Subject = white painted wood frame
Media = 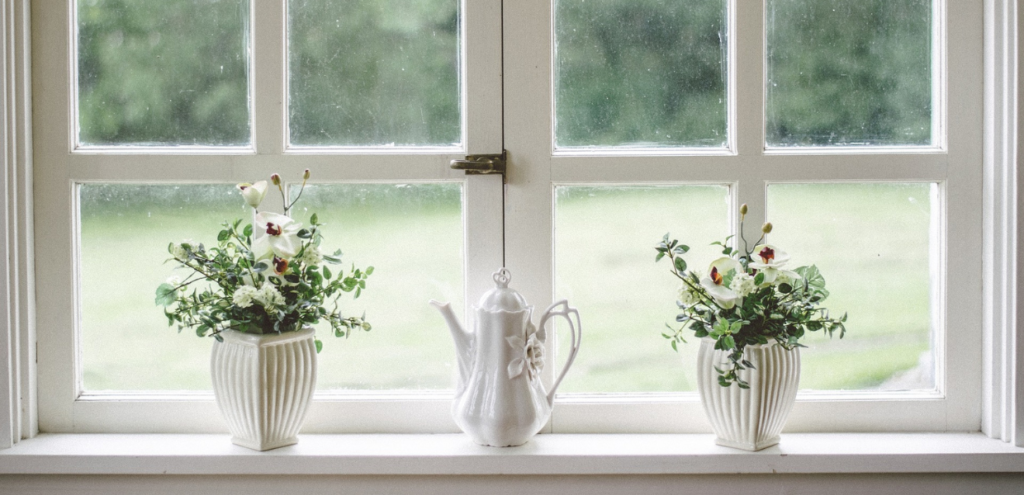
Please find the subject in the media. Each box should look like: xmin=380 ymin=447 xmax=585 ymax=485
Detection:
xmin=3 ymin=0 xmax=1023 ymax=443
xmin=30 ymin=0 xmax=504 ymax=433
xmin=0 ymin=0 xmax=33 ymax=448
xmin=504 ymin=0 xmax=983 ymax=433
xmin=983 ymin=0 xmax=1024 ymax=447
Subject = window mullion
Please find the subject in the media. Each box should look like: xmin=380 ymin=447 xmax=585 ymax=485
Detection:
xmin=252 ymin=0 xmax=286 ymax=155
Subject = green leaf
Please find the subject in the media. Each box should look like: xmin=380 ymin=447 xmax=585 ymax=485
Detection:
xmin=310 ymin=213 xmax=319 ymax=225
xmin=674 ymin=257 xmax=687 ymax=273
xmin=722 ymin=334 xmax=736 ymax=350
xmin=243 ymin=224 xmax=253 ymax=237
xmin=217 ymin=230 xmax=230 ymax=242
xmin=314 ymin=339 xmax=323 ymax=353
xmin=297 ymin=229 xmax=312 ymax=239
xmin=655 ymin=251 xmax=665 ymax=262
xmin=753 ymin=272 xmax=765 ymax=286
xmin=253 ymin=262 xmax=268 ymax=273
xmin=155 ymin=283 xmax=177 ymax=306
xmin=323 ymin=266 xmax=332 ymax=280
xmin=673 ymin=244 xmax=689 ymax=254
xmin=366 ymin=266 xmax=374 ymax=275
xmin=778 ymin=283 xmax=792 ymax=294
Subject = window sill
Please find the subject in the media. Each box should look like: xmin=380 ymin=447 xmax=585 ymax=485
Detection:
xmin=0 ymin=433 xmax=1022 ymax=476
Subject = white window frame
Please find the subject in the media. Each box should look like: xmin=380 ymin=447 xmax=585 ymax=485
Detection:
xmin=505 ymin=0 xmax=981 ymax=433
xmin=0 ymin=0 xmax=1022 ymax=444
xmin=27 ymin=0 xmax=504 ymax=434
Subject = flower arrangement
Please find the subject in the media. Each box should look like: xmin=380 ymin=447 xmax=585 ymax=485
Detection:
xmin=655 ymin=204 xmax=846 ymax=388
xmin=156 ymin=170 xmax=372 ymax=352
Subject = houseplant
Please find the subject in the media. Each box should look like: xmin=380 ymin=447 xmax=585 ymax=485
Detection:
xmin=156 ymin=170 xmax=372 ymax=450
xmin=655 ymin=204 xmax=846 ymax=451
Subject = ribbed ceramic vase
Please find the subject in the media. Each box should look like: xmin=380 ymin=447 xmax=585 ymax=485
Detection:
xmin=697 ymin=338 xmax=800 ymax=451
xmin=211 ymin=327 xmax=317 ymax=451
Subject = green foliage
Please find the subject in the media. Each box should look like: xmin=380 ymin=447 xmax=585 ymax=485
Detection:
xmin=156 ymin=186 xmax=372 ymax=350
xmin=655 ymin=213 xmax=847 ymax=388
xmin=766 ymin=0 xmax=932 ymax=146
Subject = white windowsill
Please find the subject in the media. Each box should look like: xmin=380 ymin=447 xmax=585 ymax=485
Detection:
xmin=1 ymin=433 xmax=1022 ymax=476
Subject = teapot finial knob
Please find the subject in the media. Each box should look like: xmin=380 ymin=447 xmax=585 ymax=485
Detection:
xmin=493 ymin=268 xmax=512 ymax=288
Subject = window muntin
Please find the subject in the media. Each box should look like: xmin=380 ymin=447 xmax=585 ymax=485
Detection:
xmin=287 ymin=0 xmax=462 ymax=148
xmin=76 ymin=0 xmax=251 ymax=147
xmin=553 ymin=0 xmax=729 ymax=150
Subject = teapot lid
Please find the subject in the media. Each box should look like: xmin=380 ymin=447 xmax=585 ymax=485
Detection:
xmin=477 ymin=268 xmax=529 ymax=312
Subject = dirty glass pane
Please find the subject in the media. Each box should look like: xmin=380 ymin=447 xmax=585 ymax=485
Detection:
xmin=554 ymin=0 xmax=728 ymax=149
xmin=766 ymin=0 xmax=933 ymax=147
xmin=77 ymin=0 xmax=250 ymax=146
xmin=288 ymin=0 xmax=461 ymax=147
xmin=79 ymin=184 xmax=246 ymax=391
xmin=79 ymin=183 xmax=463 ymax=392
xmin=554 ymin=186 xmax=730 ymax=393
xmin=290 ymin=183 xmax=462 ymax=390
xmin=767 ymin=183 xmax=937 ymax=391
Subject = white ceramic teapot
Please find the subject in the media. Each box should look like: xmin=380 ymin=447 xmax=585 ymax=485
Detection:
xmin=430 ymin=268 xmax=582 ymax=447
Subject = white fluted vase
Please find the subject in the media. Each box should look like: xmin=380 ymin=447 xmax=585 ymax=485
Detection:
xmin=211 ymin=327 xmax=317 ymax=451
xmin=697 ymin=338 xmax=800 ymax=451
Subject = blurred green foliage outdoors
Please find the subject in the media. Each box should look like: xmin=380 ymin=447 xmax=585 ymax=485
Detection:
xmin=289 ymin=0 xmax=460 ymax=146
xmin=766 ymin=0 xmax=932 ymax=146
xmin=77 ymin=0 xmax=250 ymax=145
xmin=78 ymin=0 xmax=932 ymax=149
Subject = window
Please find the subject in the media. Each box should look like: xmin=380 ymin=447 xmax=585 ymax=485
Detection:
xmin=30 ymin=0 xmax=983 ymax=434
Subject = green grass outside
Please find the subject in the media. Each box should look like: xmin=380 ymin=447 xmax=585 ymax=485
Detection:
xmin=80 ymin=183 xmax=935 ymax=393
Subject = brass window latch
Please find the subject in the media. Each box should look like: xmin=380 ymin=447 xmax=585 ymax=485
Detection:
xmin=450 ymin=150 xmax=507 ymax=182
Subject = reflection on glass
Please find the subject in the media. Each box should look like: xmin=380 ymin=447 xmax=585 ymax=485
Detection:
xmin=767 ymin=183 xmax=937 ymax=391
xmin=288 ymin=0 xmax=461 ymax=147
xmin=554 ymin=0 xmax=728 ymax=149
xmin=554 ymin=186 xmax=730 ymax=393
xmin=290 ymin=183 xmax=463 ymax=390
xmin=77 ymin=0 xmax=250 ymax=146
xmin=80 ymin=184 xmax=246 ymax=391
xmin=766 ymin=0 xmax=932 ymax=147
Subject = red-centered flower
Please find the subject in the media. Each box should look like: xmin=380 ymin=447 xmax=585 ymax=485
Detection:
xmin=758 ymin=246 xmax=775 ymax=264
xmin=711 ymin=266 xmax=723 ymax=285
xmin=273 ymin=256 xmax=289 ymax=276
xmin=253 ymin=212 xmax=301 ymax=260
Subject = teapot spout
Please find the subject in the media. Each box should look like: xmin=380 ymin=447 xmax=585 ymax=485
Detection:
xmin=430 ymin=300 xmax=473 ymax=391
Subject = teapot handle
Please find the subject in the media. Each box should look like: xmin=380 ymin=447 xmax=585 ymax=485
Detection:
xmin=538 ymin=300 xmax=582 ymax=406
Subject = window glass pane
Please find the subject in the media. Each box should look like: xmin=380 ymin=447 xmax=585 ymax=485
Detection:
xmin=554 ymin=0 xmax=728 ymax=150
xmin=288 ymin=0 xmax=461 ymax=147
xmin=554 ymin=185 xmax=729 ymax=393
xmin=77 ymin=0 xmax=250 ymax=146
xmin=767 ymin=183 xmax=937 ymax=391
xmin=765 ymin=0 xmax=932 ymax=147
xmin=290 ymin=183 xmax=462 ymax=390
xmin=80 ymin=184 xmax=245 ymax=391
xmin=79 ymin=183 xmax=463 ymax=392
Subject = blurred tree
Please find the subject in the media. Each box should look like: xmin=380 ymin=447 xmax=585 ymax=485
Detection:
xmin=555 ymin=0 xmax=727 ymax=148
xmin=78 ymin=0 xmax=250 ymax=145
xmin=766 ymin=0 xmax=932 ymax=146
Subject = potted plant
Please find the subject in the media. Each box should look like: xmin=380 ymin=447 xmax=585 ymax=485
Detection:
xmin=655 ymin=204 xmax=846 ymax=451
xmin=156 ymin=170 xmax=372 ymax=451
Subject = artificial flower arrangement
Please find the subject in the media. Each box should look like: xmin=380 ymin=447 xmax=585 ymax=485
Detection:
xmin=655 ymin=204 xmax=846 ymax=388
xmin=156 ymin=170 xmax=372 ymax=352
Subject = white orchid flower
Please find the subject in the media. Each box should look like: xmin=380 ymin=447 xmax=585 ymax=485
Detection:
xmin=253 ymin=212 xmax=301 ymax=260
xmin=700 ymin=257 xmax=743 ymax=309
xmin=748 ymin=244 xmax=799 ymax=286
xmin=237 ymin=180 xmax=268 ymax=209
